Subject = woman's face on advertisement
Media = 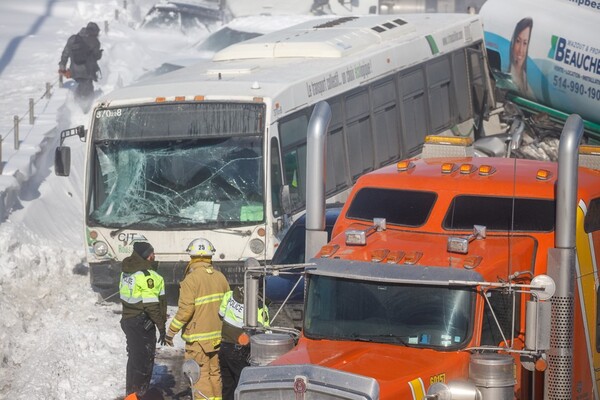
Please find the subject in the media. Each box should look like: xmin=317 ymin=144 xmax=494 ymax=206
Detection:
xmin=513 ymin=27 xmax=530 ymax=69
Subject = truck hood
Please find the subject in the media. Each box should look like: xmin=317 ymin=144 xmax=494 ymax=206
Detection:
xmin=271 ymin=338 xmax=471 ymax=398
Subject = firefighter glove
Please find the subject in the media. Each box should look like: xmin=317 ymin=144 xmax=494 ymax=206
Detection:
xmin=163 ymin=333 xmax=174 ymax=347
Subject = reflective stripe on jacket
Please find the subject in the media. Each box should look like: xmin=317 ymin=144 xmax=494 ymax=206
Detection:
xmin=168 ymin=260 xmax=230 ymax=349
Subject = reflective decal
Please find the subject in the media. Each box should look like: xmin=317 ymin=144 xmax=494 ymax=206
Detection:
xmin=408 ymin=377 xmax=425 ymax=400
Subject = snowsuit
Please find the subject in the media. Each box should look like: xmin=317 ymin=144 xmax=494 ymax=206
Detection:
xmin=168 ymin=259 xmax=230 ymax=400
xmin=58 ymin=27 xmax=102 ymax=106
xmin=119 ymin=251 xmax=167 ymax=397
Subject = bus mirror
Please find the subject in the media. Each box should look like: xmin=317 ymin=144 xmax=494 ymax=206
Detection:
xmin=55 ymin=146 xmax=71 ymax=177
xmin=59 ymin=125 xmax=86 ymax=145
xmin=281 ymin=185 xmax=292 ymax=215
xmin=75 ymin=124 xmax=86 ymax=139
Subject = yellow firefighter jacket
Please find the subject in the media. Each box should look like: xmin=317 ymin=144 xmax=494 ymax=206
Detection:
xmin=168 ymin=259 xmax=230 ymax=352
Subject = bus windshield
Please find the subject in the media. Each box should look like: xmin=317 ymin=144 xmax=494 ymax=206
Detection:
xmin=304 ymin=275 xmax=474 ymax=350
xmin=88 ymin=103 xmax=265 ymax=229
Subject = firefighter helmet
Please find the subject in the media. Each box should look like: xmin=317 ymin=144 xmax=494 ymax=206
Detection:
xmin=186 ymin=238 xmax=215 ymax=257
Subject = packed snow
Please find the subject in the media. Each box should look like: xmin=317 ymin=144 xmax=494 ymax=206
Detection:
xmin=0 ymin=1 xmax=316 ymax=398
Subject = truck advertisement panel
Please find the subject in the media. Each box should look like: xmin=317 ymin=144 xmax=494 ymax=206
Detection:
xmin=480 ymin=0 xmax=600 ymax=127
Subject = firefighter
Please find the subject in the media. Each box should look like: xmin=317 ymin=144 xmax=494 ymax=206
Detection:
xmin=119 ymin=241 xmax=168 ymax=398
xmin=164 ymin=238 xmax=230 ymax=400
xmin=218 ymin=285 xmax=270 ymax=400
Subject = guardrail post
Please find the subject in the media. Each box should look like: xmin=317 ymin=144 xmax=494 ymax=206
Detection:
xmin=115 ymin=9 xmax=119 ymax=21
xmin=45 ymin=82 xmax=51 ymax=99
xmin=105 ymin=20 xmax=109 ymax=34
xmin=13 ymin=115 xmax=19 ymax=150
xmin=29 ymin=98 xmax=35 ymax=125
xmin=123 ymin=0 xmax=127 ymax=9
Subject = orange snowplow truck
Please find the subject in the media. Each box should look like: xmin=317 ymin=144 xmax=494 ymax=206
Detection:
xmin=237 ymin=104 xmax=600 ymax=399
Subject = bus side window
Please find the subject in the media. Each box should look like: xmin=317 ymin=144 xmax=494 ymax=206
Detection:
xmin=467 ymin=44 xmax=490 ymax=126
xmin=270 ymin=137 xmax=283 ymax=217
xmin=345 ymin=88 xmax=374 ymax=182
xmin=280 ymin=114 xmax=309 ymax=212
xmin=451 ymin=49 xmax=471 ymax=122
xmin=426 ymin=55 xmax=453 ymax=132
xmin=399 ymin=68 xmax=428 ymax=155
xmin=372 ymin=78 xmax=400 ymax=168
xmin=326 ymin=98 xmax=349 ymax=195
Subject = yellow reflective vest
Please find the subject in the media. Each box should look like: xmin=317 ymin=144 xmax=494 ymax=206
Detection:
xmin=119 ymin=252 xmax=166 ymax=327
xmin=219 ymin=287 xmax=269 ymax=344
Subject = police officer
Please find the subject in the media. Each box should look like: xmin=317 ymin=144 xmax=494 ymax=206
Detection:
xmin=218 ymin=286 xmax=270 ymax=400
xmin=119 ymin=241 xmax=168 ymax=398
xmin=164 ymin=238 xmax=230 ymax=400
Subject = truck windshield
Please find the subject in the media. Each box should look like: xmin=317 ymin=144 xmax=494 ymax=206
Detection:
xmin=304 ymin=275 xmax=474 ymax=349
xmin=88 ymin=103 xmax=265 ymax=229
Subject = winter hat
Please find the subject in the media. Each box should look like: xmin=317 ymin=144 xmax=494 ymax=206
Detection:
xmin=86 ymin=22 xmax=100 ymax=36
xmin=133 ymin=241 xmax=154 ymax=259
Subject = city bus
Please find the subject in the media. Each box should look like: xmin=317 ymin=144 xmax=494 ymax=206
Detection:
xmin=56 ymin=14 xmax=495 ymax=297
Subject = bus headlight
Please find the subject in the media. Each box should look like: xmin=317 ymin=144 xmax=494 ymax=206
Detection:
xmin=249 ymin=238 xmax=265 ymax=254
xmin=93 ymin=241 xmax=109 ymax=256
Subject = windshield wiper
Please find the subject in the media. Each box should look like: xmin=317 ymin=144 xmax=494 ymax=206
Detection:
xmin=214 ymin=228 xmax=252 ymax=236
xmin=109 ymin=212 xmax=166 ymax=238
xmin=350 ymin=333 xmax=408 ymax=346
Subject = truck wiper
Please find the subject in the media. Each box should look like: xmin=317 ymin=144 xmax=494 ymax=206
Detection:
xmin=351 ymin=333 xmax=408 ymax=346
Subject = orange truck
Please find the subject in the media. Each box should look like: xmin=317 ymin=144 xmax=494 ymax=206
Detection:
xmin=237 ymin=104 xmax=600 ymax=400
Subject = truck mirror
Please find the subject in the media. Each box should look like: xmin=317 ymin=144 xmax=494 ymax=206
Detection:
xmin=55 ymin=146 xmax=71 ymax=176
xmin=530 ymin=274 xmax=556 ymax=301
xmin=281 ymin=184 xmax=292 ymax=215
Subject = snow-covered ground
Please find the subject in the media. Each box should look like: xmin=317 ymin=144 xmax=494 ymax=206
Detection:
xmin=0 ymin=1 xmax=336 ymax=397
xmin=0 ymin=1 xmax=222 ymax=399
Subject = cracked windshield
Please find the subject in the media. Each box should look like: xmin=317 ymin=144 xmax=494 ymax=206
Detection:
xmin=88 ymin=102 xmax=265 ymax=229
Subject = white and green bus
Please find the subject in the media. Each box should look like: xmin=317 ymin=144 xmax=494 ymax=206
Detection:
xmin=56 ymin=14 xmax=494 ymax=297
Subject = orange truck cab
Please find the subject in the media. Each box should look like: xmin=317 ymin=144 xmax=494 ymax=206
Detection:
xmin=236 ymin=106 xmax=600 ymax=400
